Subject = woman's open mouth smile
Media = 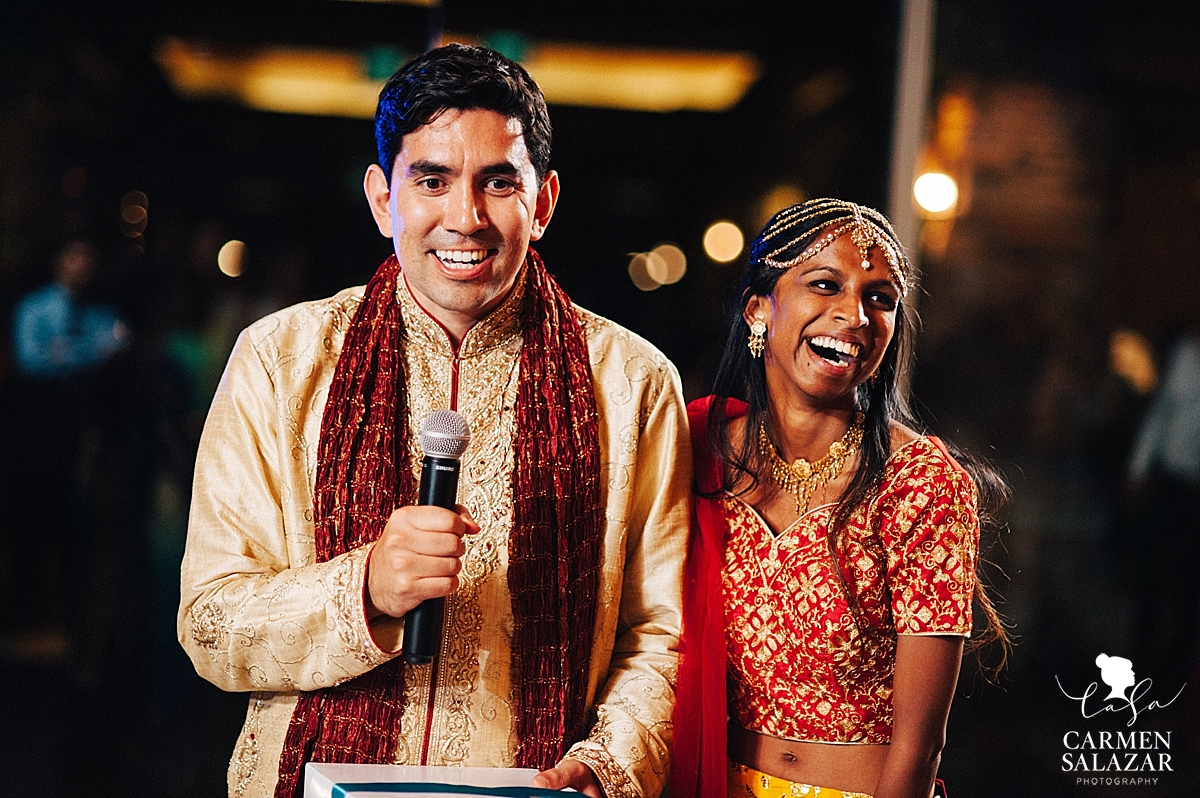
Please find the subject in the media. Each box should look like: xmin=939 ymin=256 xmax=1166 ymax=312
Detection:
xmin=806 ymin=335 xmax=861 ymax=368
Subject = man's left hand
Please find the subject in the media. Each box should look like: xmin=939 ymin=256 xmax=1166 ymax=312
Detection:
xmin=532 ymin=759 xmax=603 ymax=797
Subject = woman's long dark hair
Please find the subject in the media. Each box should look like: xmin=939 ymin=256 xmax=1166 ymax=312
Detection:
xmin=707 ymin=198 xmax=1010 ymax=671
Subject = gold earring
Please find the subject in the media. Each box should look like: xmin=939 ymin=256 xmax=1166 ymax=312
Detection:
xmin=869 ymin=369 xmax=879 ymax=386
xmin=748 ymin=319 xmax=766 ymax=358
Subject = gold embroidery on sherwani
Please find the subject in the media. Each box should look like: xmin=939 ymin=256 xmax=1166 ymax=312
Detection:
xmin=394 ymin=275 xmax=524 ymax=766
xmin=230 ymin=695 xmax=265 ymax=796
xmin=179 ymin=275 xmax=688 ymax=798
xmin=274 ymin=292 xmax=360 ymax=565
xmin=328 ymin=554 xmax=377 ymax=668
xmin=560 ymin=313 xmax=676 ymax=797
xmin=191 ymin=599 xmax=230 ymax=649
xmin=568 ymin=709 xmax=640 ymax=798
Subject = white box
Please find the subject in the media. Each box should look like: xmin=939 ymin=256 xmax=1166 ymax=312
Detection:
xmin=303 ymin=763 xmax=571 ymax=797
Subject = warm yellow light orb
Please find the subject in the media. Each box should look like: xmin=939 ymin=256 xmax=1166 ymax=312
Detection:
xmin=913 ymin=172 xmax=958 ymax=214
xmin=218 ymin=239 xmax=247 ymax=277
xmin=627 ymin=253 xmax=660 ymax=291
xmin=1109 ymin=328 xmax=1158 ymax=395
xmin=647 ymin=244 xmax=687 ymax=284
xmin=703 ymin=220 xmax=744 ymax=263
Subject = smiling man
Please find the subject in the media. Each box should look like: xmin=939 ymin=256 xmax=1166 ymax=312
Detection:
xmin=178 ymin=44 xmax=689 ymax=798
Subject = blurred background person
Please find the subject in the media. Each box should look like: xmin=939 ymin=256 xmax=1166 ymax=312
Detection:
xmin=3 ymin=238 xmax=128 ymax=672
xmin=12 ymin=239 xmax=127 ymax=378
xmin=1124 ymin=325 xmax=1200 ymax=688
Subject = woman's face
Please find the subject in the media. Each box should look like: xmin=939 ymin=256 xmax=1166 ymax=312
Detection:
xmin=745 ymin=229 xmax=901 ymax=411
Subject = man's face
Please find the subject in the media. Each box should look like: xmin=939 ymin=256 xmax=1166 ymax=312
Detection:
xmin=365 ymin=108 xmax=559 ymax=341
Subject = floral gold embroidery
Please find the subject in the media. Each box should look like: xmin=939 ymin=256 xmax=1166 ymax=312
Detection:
xmin=229 ymin=695 xmax=264 ymax=796
xmin=327 ymin=554 xmax=375 ymax=664
xmin=191 ymin=600 xmax=230 ymax=650
xmin=396 ymin=275 xmax=522 ymax=766
xmin=181 ymin=277 xmax=685 ymax=798
xmin=722 ymin=437 xmax=977 ymax=744
xmin=568 ymin=746 xmax=639 ymax=798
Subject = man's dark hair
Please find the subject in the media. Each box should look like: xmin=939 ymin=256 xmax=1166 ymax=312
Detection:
xmin=375 ymin=43 xmax=552 ymax=183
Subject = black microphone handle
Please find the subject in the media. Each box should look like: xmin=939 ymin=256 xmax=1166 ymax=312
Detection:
xmin=418 ymin=454 xmax=462 ymax=510
xmin=402 ymin=454 xmax=461 ymax=665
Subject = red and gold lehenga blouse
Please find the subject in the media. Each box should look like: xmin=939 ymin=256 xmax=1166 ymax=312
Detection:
xmin=671 ymin=396 xmax=979 ymax=797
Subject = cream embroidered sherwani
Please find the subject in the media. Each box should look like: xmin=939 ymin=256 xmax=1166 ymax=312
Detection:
xmin=178 ymin=271 xmax=690 ymax=798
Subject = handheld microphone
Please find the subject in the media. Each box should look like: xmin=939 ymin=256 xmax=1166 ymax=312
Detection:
xmin=403 ymin=410 xmax=472 ymax=665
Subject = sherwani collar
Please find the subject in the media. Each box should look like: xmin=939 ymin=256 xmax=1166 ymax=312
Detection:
xmin=395 ymin=265 xmax=527 ymax=359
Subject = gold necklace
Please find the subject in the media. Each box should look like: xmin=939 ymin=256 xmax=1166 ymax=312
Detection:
xmin=759 ymin=412 xmax=865 ymax=514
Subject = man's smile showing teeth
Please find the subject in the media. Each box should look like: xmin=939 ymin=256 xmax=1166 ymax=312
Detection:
xmin=434 ymin=249 xmax=492 ymax=266
xmin=807 ymin=335 xmax=860 ymax=365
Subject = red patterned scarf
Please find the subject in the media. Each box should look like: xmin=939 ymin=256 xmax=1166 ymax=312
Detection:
xmin=671 ymin=396 xmax=744 ymax=798
xmin=273 ymin=250 xmax=603 ymax=797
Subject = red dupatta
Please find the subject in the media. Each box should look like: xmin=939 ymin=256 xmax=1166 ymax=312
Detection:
xmin=671 ymin=395 xmax=747 ymax=798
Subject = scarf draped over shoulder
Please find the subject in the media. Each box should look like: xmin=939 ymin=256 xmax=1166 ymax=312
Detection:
xmin=272 ymin=250 xmax=604 ymax=797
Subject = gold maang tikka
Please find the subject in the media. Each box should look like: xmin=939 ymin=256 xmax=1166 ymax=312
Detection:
xmin=759 ymin=199 xmax=910 ymax=296
xmin=759 ymin=412 xmax=865 ymax=513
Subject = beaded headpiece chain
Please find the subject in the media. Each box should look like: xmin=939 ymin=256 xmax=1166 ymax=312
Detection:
xmin=759 ymin=199 xmax=910 ymax=296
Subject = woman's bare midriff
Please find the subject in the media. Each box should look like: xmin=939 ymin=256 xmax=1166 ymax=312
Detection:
xmin=728 ymin=723 xmax=889 ymax=795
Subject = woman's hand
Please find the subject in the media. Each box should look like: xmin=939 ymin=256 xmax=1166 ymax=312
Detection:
xmin=871 ymin=634 xmax=964 ymax=798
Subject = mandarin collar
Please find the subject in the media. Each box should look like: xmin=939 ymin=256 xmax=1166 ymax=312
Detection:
xmin=394 ymin=263 xmax=526 ymax=358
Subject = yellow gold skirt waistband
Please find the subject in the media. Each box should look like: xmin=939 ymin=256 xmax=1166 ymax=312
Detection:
xmin=727 ymin=760 xmax=873 ymax=798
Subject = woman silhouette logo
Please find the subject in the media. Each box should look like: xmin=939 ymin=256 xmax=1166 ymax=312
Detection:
xmin=1058 ymin=653 xmax=1183 ymax=725
xmin=1096 ymin=653 xmax=1136 ymax=701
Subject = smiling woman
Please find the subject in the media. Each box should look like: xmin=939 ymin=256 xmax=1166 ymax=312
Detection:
xmin=742 ymin=232 xmax=900 ymax=416
xmin=672 ymin=198 xmax=1011 ymax=798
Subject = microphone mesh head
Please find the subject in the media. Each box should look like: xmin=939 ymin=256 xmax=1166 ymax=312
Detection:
xmin=419 ymin=410 xmax=471 ymax=460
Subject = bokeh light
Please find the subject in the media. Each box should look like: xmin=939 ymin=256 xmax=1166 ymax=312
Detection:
xmin=627 ymin=253 xmax=660 ymax=291
xmin=913 ymin=171 xmax=958 ymax=214
xmin=218 ymin=240 xmax=247 ymax=277
xmin=120 ymin=190 xmax=149 ymax=237
xmin=121 ymin=190 xmax=148 ymax=209
xmin=121 ymin=204 xmax=147 ymax=225
xmin=1109 ymin=328 xmax=1158 ymax=395
xmin=646 ymin=244 xmax=687 ymax=285
xmin=703 ymin=220 xmax=744 ymax=263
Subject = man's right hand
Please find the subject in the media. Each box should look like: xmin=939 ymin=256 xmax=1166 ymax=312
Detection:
xmin=365 ymin=504 xmax=479 ymax=619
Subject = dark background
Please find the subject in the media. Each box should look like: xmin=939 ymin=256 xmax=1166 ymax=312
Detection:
xmin=1 ymin=0 xmax=1198 ymax=795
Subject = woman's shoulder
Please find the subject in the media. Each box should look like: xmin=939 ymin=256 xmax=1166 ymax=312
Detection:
xmin=870 ymin=427 xmax=981 ymax=547
xmin=888 ymin=422 xmax=923 ymax=454
xmin=883 ymin=423 xmax=974 ymax=491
